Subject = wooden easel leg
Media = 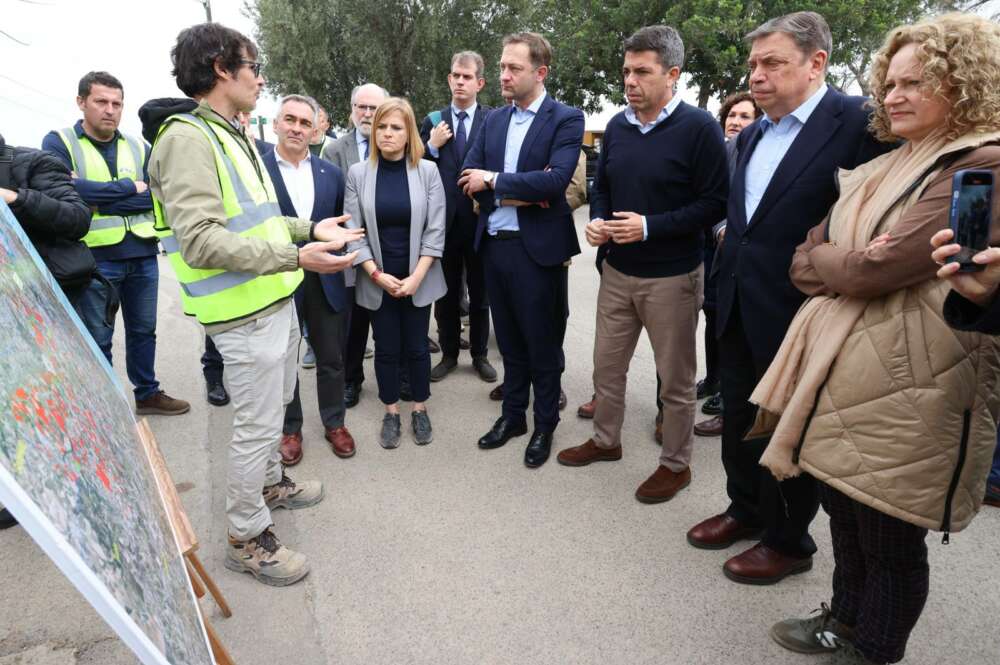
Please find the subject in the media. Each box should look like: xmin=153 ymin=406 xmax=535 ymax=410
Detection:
xmin=198 ymin=603 xmax=237 ymax=665
xmin=187 ymin=560 xmax=206 ymax=598
xmin=186 ymin=551 xmax=233 ymax=618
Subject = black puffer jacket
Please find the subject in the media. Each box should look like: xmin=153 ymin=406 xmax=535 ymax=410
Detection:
xmin=0 ymin=133 xmax=94 ymax=290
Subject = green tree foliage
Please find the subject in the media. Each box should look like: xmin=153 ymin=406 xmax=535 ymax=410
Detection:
xmin=248 ymin=0 xmax=988 ymax=122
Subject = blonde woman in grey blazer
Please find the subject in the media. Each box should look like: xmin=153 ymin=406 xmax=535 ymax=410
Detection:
xmin=345 ymin=98 xmax=447 ymax=449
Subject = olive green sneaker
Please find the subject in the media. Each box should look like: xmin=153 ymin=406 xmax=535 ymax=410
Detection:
xmin=263 ymin=472 xmax=324 ymax=511
xmin=770 ymin=603 xmax=854 ymax=654
xmin=224 ymin=527 xmax=309 ymax=587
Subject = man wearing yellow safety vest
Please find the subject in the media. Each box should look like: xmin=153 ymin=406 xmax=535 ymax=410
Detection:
xmin=42 ymin=71 xmax=190 ymax=417
xmin=148 ymin=23 xmax=362 ymax=587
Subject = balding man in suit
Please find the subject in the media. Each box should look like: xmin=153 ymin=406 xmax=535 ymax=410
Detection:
xmin=322 ymin=83 xmax=388 ymax=408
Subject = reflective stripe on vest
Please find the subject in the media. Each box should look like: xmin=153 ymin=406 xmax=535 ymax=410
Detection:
xmin=58 ymin=128 xmax=157 ymax=246
xmin=152 ymin=112 xmax=302 ymax=325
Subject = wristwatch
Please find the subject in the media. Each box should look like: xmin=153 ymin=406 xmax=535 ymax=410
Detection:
xmin=483 ymin=171 xmax=497 ymax=189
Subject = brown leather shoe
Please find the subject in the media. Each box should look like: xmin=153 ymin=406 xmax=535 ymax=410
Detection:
xmin=577 ymin=395 xmax=596 ymax=419
xmin=557 ymin=439 xmax=622 ymax=467
xmin=694 ymin=415 xmax=724 ymax=437
xmin=635 ymin=465 xmax=691 ymax=503
xmin=686 ymin=514 xmax=762 ymax=550
xmin=135 ymin=390 xmax=191 ymax=416
xmin=280 ymin=432 xmax=303 ymax=466
xmin=724 ymin=543 xmax=813 ymax=585
xmin=489 ymin=385 xmax=504 ymax=401
xmin=654 ymin=411 xmax=663 ymax=445
xmin=325 ymin=426 xmax=356 ymax=458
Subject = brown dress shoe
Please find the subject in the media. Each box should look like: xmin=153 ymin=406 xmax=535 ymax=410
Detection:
xmin=694 ymin=415 xmax=724 ymax=437
xmin=723 ymin=542 xmax=813 ymax=585
xmin=577 ymin=395 xmax=596 ymax=419
xmin=325 ymin=426 xmax=356 ymax=458
xmin=135 ymin=390 xmax=191 ymax=416
xmin=557 ymin=439 xmax=622 ymax=467
xmin=635 ymin=465 xmax=691 ymax=503
xmin=489 ymin=385 xmax=504 ymax=401
xmin=280 ymin=432 xmax=303 ymax=466
xmin=686 ymin=514 xmax=762 ymax=550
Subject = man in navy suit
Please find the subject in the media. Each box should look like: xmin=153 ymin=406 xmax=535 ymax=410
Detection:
xmin=460 ymin=32 xmax=585 ymax=468
xmin=685 ymin=12 xmax=891 ymax=585
xmin=264 ymin=94 xmax=355 ymax=465
xmin=420 ymin=50 xmax=496 ymax=384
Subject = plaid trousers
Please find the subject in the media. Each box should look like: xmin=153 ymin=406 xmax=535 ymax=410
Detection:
xmin=821 ymin=484 xmax=929 ymax=664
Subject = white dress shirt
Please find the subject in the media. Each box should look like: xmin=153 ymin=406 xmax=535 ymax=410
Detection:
xmin=275 ymin=149 xmax=315 ymax=219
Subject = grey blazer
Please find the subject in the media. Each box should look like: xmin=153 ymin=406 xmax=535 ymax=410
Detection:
xmin=323 ymin=129 xmax=365 ymax=285
xmin=345 ymin=158 xmax=447 ymax=310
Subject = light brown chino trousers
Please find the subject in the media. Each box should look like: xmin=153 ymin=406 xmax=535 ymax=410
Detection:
xmin=592 ymin=263 xmax=703 ymax=472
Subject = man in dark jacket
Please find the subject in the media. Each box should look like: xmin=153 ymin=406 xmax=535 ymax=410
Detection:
xmin=0 ymin=132 xmax=94 ymax=307
xmin=0 ymin=131 xmax=95 ymax=531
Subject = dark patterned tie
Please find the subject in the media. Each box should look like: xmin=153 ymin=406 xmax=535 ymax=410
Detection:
xmin=455 ymin=111 xmax=468 ymax=157
xmin=362 ymin=139 xmax=369 ymax=160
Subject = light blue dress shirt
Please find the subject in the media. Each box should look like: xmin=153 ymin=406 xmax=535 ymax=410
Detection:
xmin=428 ymin=102 xmax=478 ymax=159
xmin=488 ymin=91 xmax=547 ymax=234
xmin=744 ymin=84 xmax=828 ymax=222
xmin=621 ymin=93 xmax=684 ymax=240
xmin=354 ymin=129 xmax=369 ymax=162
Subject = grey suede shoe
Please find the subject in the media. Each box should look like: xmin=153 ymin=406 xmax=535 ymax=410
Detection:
xmin=412 ymin=410 xmax=433 ymax=445
xmin=379 ymin=413 xmax=402 ymax=449
xmin=770 ymin=603 xmax=854 ymax=654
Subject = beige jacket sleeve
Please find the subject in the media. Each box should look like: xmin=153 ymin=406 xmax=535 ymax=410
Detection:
xmin=148 ymin=122 xmax=312 ymax=275
xmin=565 ymin=150 xmax=588 ymax=210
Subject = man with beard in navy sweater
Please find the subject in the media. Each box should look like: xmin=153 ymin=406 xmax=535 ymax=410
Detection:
xmin=557 ymin=25 xmax=728 ymax=503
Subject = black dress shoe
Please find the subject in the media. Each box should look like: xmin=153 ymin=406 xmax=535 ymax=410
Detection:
xmin=0 ymin=507 xmax=18 ymax=530
xmin=478 ymin=416 xmax=528 ymax=449
xmin=524 ymin=430 xmax=553 ymax=468
xmin=702 ymin=393 xmax=723 ymax=415
xmin=696 ymin=378 xmax=720 ymax=400
xmin=428 ymin=337 xmax=441 ymax=354
xmin=558 ymin=389 xmax=567 ymax=411
xmin=430 ymin=356 xmax=458 ymax=382
xmin=206 ymin=381 xmax=229 ymax=407
xmin=345 ymin=383 xmax=362 ymax=409
xmin=472 ymin=357 xmax=498 ymax=382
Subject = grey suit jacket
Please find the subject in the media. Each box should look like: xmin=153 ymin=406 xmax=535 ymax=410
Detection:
xmin=322 ymin=129 xmax=364 ymax=285
xmin=345 ymin=158 xmax=447 ymax=310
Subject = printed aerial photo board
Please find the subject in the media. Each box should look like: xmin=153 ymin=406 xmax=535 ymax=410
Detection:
xmin=0 ymin=201 xmax=214 ymax=664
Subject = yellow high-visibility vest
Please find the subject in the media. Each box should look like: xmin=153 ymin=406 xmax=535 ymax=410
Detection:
xmin=152 ymin=112 xmax=302 ymax=325
xmin=57 ymin=128 xmax=156 ymax=246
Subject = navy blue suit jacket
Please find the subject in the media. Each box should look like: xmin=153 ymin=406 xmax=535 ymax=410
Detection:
xmin=464 ymin=94 xmax=584 ymax=266
xmin=716 ymin=87 xmax=892 ymax=363
xmin=419 ymin=105 xmax=489 ymax=233
xmin=263 ymin=150 xmax=347 ymax=312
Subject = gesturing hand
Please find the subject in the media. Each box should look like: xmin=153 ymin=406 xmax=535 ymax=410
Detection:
xmin=604 ymin=211 xmax=644 ymax=244
xmin=298 ymin=245 xmax=359 ymax=274
xmin=314 ymin=214 xmax=363 ymax=250
xmin=931 ymin=228 xmax=1000 ymax=307
xmin=585 ymin=218 xmax=609 ymax=247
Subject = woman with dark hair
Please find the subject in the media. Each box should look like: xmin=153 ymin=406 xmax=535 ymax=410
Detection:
xmin=346 ymin=98 xmax=446 ymax=449
xmin=693 ymin=92 xmax=761 ymax=437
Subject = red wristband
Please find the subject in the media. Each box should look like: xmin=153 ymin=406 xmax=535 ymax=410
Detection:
xmin=371 ymin=269 xmax=382 ymax=281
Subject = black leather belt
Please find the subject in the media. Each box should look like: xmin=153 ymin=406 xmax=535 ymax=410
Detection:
xmin=491 ymin=230 xmax=522 ymax=240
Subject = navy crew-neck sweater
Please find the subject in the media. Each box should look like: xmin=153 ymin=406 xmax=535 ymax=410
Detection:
xmin=590 ymin=101 xmax=729 ymax=278
xmin=375 ymin=155 xmax=412 ymax=277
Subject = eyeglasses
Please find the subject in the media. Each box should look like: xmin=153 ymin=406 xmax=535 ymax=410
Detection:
xmin=353 ymin=103 xmax=378 ymax=114
xmin=241 ymin=60 xmax=263 ymax=77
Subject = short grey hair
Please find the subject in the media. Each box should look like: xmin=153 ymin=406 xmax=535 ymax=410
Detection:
xmin=350 ymin=83 xmax=389 ymax=105
xmin=624 ymin=25 xmax=684 ymax=71
xmin=277 ymin=94 xmax=319 ymax=124
xmin=745 ymin=11 xmax=832 ymax=65
xmin=451 ymin=51 xmax=485 ymax=80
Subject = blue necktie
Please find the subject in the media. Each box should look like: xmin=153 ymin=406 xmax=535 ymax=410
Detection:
xmin=455 ymin=111 xmax=468 ymax=157
xmin=362 ymin=139 xmax=369 ymax=160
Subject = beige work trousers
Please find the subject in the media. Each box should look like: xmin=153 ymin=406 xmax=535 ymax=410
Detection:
xmin=592 ymin=263 xmax=703 ymax=472
xmin=212 ymin=300 xmax=299 ymax=540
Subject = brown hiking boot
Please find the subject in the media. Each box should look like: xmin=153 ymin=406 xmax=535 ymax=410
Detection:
xmin=225 ymin=527 xmax=309 ymax=587
xmin=135 ymin=390 xmax=190 ymax=416
xmin=263 ymin=473 xmax=324 ymax=511
xmin=557 ymin=439 xmax=622 ymax=466
xmin=635 ymin=465 xmax=691 ymax=503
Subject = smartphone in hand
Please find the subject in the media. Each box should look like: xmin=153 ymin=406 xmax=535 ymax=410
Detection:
xmin=948 ymin=169 xmax=994 ymax=272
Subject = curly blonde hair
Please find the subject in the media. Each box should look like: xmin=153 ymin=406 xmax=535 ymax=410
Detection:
xmin=868 ymin=13 xmax=1000 ymax=142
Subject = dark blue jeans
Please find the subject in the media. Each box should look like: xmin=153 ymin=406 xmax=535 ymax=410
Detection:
xmin=78 ymin=256 xmax=160 ymax=400
xmin=370 ymin=295 xmax=431 ymax=405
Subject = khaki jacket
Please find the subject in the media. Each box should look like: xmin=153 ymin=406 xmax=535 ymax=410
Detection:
xmin=791 ymin=143 xmax=1000 ymax=533
xmin=148 ymin=100 xmax=313 ymax=334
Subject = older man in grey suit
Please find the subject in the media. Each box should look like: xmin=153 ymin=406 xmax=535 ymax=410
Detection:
xmin=323 ymin=83 xmax=388 ymax=408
